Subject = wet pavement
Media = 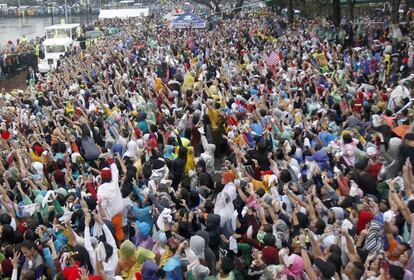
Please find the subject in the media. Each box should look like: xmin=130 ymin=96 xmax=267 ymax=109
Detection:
xmin=0 ymin=15 xmax=97 ymax=91
xmin=0 ymin=69 xmax=27 ymax=91
xmin=0 ymin=15 xmax=94 ymax=45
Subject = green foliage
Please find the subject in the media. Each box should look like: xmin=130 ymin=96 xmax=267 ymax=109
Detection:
xmin=267 ymin=0 xmax=286 ymax=8
xmin=2 ymin=0 xmax=107 ymax=7
xmin=3 ymin=0 xmax=41 ymax=6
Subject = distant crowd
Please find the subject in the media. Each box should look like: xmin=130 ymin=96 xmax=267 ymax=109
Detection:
xmin=0 ymin=6 xmax=414 ymax=280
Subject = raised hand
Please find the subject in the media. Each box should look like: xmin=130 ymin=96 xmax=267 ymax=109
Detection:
xmin=92 ymin=211 xmax=104 ymax=225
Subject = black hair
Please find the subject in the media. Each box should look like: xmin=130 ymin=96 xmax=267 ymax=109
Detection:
xmin=1 ymin=224 xmax=15 ymax=244
xmin=405 ymin=133 xmax=414 ymax=142
xmin=56 ymin=158 xmax=65 ymax=170
xmin=315 ymin=218 xmax=326 ymax=235
xmin=81 ymin=126 xmax=91 ymax=139
xmin=400 ymin=242 xmax=411 ymax=252
xmin=196 ymin=160 xmax=207 ymax=173
xmin=204 ymin=200 xmax=214 ymax=213
xmin=221 ymin=256 xmax=235 ymax=274
xmin=279 ymin=169 xmax=292 ymax=183
xmin=179 ymin=187 xmax=189 ymax=200
xmin=23 ymin=230 xmax=37 ymax=242
xmin=342 ymin=133 xmax=353 ymax=144
xmin=121 ymin=128 xmax=130 ymax=138
xmin=351 ymin=261 xmax=365 ymax=279
xmin=355 ymin=158 xmax=369 ymax=170
xmin=6 ymin=190 xmax=15 ymax=202
xmin=178 ymin=146 xmax=188 ymax=159
xmin=0 ymin=213 xmax=11 ymax=225
xmin=389 ymin=264 xmax=404 ymax=280
xmin=98 ymin=158 xmax=110 ymax=170
xmin=4 ymin=244 xmax=14 ymax=258
xmin=20 ymin=239 xmax=37 ymax=250
xmin=22 ymin=269 xmax=36 ymax=280
xmin=180 ymin=177 xmax=191 ymax=190
xmin=70 ymin=163 xmax=79 ymax=172
xmin=72 ymin=245 xmax=94 ymax=273
xmin=256 ymin=188 xmax=265 ymax=198
xmin=178 ymin=208 xmax=189 ymax=218
xmin=275 ymin=148 xmax=285 ymax=160
xmin=188 ymin=191 xmax=200 ymax=208
xmin=184 ymin=127 xmax=192 ymax=140
xmin=150 ymin=124 xmax=158 ymax=133
xmin=58 ymin=142 xmax=67 ymax=153
xmin=385 ymin=109 xmax=393 ymax=117
xmin=262 ymin=224 xmax=273 ymax=233
xmin=408 ymin=199 xmax=414 ymax=213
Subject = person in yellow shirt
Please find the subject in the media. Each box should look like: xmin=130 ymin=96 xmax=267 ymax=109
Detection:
xmin=185 ymin=146 xmax=195 ymax=175
xmin=155 ymin=77 xmax=163 ymax=93
xmin=207 ymin=100 xmax=220 ymax=130
xmin=207 ymin=99 xmax=225 ymax=153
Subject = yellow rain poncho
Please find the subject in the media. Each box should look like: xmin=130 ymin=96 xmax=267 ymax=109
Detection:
xmin=118 ymin=240 xmax=141 ymax=279
xmin=182 ymin=72 xmax=195 ymax=93
xmin=156 ymin=77 xmax=163 ymax=93
xmin=136 ymin=247 xmax=156 ymax=270
xmin=185 ymin=146 xmax=195 ymax=175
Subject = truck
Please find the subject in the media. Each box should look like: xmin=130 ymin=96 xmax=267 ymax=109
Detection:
xmin=38 ymin=23 xmax=81 ymax=73
xmin=38 ymin=37 xmax=73 ymax=73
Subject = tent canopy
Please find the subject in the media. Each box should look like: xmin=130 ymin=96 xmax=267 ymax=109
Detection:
xmin=99 ymin=8 xmax=149 ymax=19
xmin=172 ymin=12 xmax=206 ymax=29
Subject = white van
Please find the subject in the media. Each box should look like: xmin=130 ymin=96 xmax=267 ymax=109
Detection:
xmin=38 ymin=38 xmax=72 ymax=73
xmin=45 ymin=23 xmax=80 ymax=41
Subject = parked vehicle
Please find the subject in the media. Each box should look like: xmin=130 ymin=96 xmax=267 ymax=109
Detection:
xmin=39 ymin=23 xmax=80 ymax=73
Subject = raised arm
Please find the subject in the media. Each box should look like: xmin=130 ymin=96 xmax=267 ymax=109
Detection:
xmin=109 ymin=157 xmax=119 ymax=186
xmin=341 ymin=229 xmax=360 ymax=262
xmin=201 ymin=134 xmax=209 ymax=152
xmin=309 ymin=231 xmax=324 ymax=259
xmin=299 ymin=235 xmax=318 ymax=280
xmin=94 ymin=211 xmax=116 ymax=250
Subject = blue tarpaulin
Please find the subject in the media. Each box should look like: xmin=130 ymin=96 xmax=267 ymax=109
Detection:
xmin=172 ymin=12 xmax=206 ymax=29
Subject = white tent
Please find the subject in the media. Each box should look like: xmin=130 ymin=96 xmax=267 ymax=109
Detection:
xmin=98 ymin=8 xmax=149 ymax=19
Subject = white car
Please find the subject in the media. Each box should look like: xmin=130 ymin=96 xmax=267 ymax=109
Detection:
xmin=38 ymin=37 xmax=72 ymax=73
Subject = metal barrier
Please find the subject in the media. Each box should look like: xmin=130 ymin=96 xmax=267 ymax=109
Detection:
xmin=0 ymin=50 xmax=38 ymax=79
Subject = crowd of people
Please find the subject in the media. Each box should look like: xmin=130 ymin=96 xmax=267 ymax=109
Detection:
xmin=0 ymin=38 xmax=38 ymax=79
xmin=0 ymin=5 xmax=414 ymax=280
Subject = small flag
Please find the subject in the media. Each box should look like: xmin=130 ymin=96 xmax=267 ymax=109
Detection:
xmin=266 ymin=51 xmax=281 ymax=66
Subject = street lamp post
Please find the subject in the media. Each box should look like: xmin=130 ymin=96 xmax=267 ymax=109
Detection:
xmin=50 ymin=2 xmax=54 ymax=25
xmin=65 ymin=0 xmax=68 ymax=23
xmin=50 ymin=4 xmax=55 ymax=25
xmin=86 ymin=0 xmax=89 ymax=25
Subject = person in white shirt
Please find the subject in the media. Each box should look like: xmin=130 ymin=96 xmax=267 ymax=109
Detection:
xmin=96 ymin=157 xmax=124 ymax=241
xmin=84 ymin=210 xmax=118 ymax=278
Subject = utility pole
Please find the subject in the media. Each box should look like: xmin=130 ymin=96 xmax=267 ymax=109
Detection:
xmin=65 ymin=0 xmax=68 ymax=23
xmin=86 ymin=0 xmax=89 ymax=25
xmin=50 ymin=2 xmax=54 ymax=25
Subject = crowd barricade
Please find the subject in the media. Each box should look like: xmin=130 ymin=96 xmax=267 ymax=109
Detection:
xmin=0 ymin=50 xmax=38 ymax=79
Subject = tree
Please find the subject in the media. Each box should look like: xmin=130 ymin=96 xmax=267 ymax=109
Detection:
xmin=287 ymin=0 xmax=293 ymax=24
xmin=231 ymin=0 xmax=244 ymax=16
xmin=332 ymin=0 xmax=341 ymax=27
xmin=192 ymin=0 xmax=214 ymax=11
xmin=348 ymin=0 xmax=355 ymax=21
xmin=192 ymin=0 xmax=246 ymax=17
xmin=402 ymin=0 xmax=408 ymax=22
xmin=4 ymin=0 xmax=39 ymax=5
xmin=390 ymin=0 xmax=401 ymax=24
